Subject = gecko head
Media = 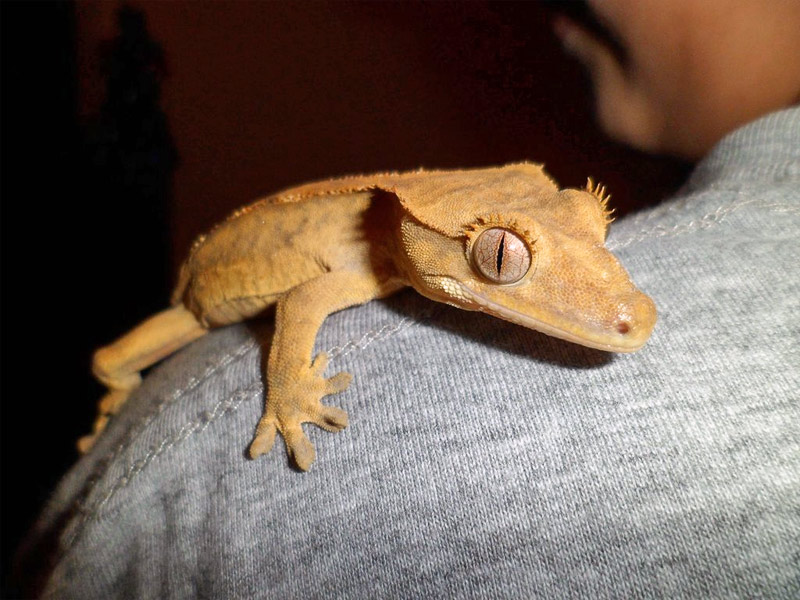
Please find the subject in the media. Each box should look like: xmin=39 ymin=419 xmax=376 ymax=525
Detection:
xmin=396 ymin=183 xmax=657 ymax=353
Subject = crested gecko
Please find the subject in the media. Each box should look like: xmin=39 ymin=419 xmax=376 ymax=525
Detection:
xmin=82 ymin=163 xmax=657 ymax=470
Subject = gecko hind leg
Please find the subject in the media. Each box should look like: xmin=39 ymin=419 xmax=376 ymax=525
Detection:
xmin=249 ymin=351 xmax=351 ymax=471
xmin=78 ymin=304 xmax=208 ymax=453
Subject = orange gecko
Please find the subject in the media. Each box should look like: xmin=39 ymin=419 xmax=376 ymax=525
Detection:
xmin=82 ymin=163 xmax=657 ymax=470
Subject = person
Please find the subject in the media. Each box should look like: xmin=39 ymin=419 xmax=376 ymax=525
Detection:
xmin=553 ymin=0 xmax=800 ymax=159
xmin=16 ymin=1 xmax=800 ymax=597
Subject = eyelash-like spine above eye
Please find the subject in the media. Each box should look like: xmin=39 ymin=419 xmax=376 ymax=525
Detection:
xmin=586 ymin=178 xmax=615 ymax=225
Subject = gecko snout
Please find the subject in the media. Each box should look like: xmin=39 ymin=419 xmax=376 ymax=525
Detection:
xmin=609 ymin=291 xmax=657 ymax=350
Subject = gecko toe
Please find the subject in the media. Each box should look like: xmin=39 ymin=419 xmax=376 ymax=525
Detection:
xmin=284 ymin=427 xmax=316 ymax=471
xmin=310 ymin=352 xmax=329 ymax=376
xmin=313 ymin=405 xmax=349 ymax=432
xmin=248 ymin=421 xmax=277 ymax=459
xmin=325 ymin=371 xmax=352 ymax=394
xmin=77 ymin=414 xmax=111 ymax=454
xmin=76 ymin=434 xmax=97 ymax=454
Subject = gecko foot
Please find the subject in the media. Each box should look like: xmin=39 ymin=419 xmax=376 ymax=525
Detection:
xmin=248 ymin=352 xmax=351 ymax=471
xmin=77 ymin=389 xmax=133 ymax=454
xmin=76 ymin=415 xmax=109 ymax=454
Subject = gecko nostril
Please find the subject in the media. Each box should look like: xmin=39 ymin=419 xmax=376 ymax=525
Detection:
xmin=615 ymin=320 xmax=631 ymax=335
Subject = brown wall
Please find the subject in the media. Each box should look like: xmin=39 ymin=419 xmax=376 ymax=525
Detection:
xmin=3 ymin=4 xmax=690 ymax=587
xmin=77 ymin=1 xmax=688 ymax=277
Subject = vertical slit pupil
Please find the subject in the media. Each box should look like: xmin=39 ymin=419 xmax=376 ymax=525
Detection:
xmin=496 ymin=233 xmax=505 ymax=274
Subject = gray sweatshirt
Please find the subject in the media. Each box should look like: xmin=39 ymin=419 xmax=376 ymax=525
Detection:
xmin=19 ymin=107 xmax=800 ymax=599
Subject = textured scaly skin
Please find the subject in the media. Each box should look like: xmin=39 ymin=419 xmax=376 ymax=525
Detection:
xmin=83 ymin=163 xmax=657 ymax=470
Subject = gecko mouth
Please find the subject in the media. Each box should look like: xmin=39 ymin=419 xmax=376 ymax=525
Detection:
xmin=457 ymin=282 xmax=649 ymax=353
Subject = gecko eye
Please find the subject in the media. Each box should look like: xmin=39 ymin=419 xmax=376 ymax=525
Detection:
xmin=471 ymin=228 xmax=532 ymax=284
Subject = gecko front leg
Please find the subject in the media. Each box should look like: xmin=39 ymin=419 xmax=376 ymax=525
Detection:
xmin=249 ymin=270 xmax=397 ymax=471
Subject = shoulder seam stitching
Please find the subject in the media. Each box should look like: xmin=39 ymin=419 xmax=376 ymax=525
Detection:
xmin=609 ymin=195 xmax=799 ymax=251
xmin=63 ymin=304 xmax=437 ymax=551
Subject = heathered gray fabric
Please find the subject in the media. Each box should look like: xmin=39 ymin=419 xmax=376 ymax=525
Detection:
xmin=21 ymin=107 xmax=800 ymax=599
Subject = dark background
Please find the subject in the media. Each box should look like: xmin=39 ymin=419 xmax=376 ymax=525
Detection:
xmin=1 ymin=1 xmax=689 ymax=594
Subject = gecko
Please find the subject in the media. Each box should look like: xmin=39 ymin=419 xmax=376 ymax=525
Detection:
xmin=81 ymin=162 xmax=657 ymax=470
